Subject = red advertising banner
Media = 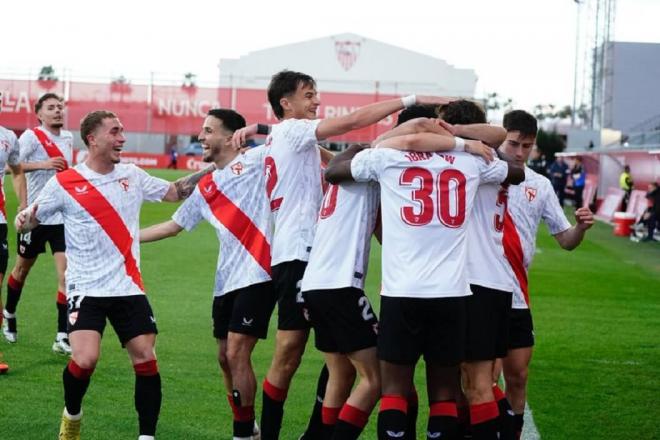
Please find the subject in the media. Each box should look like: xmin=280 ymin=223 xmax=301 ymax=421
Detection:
xmin=0 ymin=79 xmax=65 ymax=128
xmin=2 ymin=79 xmax=403 ymax=142
xmin=74 ymin=150 xmax=204 ymax=170
xmin=68 ymin=82 xmax=149 ymax=132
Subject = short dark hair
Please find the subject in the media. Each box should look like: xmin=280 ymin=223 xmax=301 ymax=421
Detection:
xmin=267 ymin=70 xmax=316 ymax=120
xmin=207 ymin=108 xmax=246 ymax=132
xmin=80 ymin=110 xmax=117 ymax=146
xmin=396 ymin=105 xmax=439 ymax=126
xmin=438 ymin=100 xmax=486 ymax=125
xmin=35 ymin=93 xmax=64 ymax=113
xmin=503 ymin=110 xmax=538 ymax=137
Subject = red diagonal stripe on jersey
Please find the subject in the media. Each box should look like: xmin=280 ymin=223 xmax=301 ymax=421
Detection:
xmin=56 ymin=169 xmax=144 ymax=291
xmin=198 ymin=174 xmax=271 ymax=275
xmin=503 ymin=210 xmax=529 ymax=306
xmin=33 ymin=127 xmax=69 ymax=170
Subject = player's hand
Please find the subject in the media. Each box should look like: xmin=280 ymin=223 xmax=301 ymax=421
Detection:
xmin=45 ymin=157 xmax=67 ymax=171
xmin=574 ymin=207 xmax=595 ymax=231
xmin=436 ymin=119 xmax=457 ymax=135
xmin=15 ymin=205 xmax=37 ymax=233
xmin=231 ymin=124 xmax=259 ymax=150
xmin=465 ymin=140 xmax=494 ymax=163
xmin=415 ymin=95 xmax=457 ymax=106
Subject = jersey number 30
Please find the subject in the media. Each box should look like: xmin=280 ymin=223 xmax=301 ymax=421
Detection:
xmin=399 ymin=167 xmax=466 ymax=228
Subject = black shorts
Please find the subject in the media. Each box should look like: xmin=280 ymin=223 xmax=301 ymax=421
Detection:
xmin=378 ymin=295 xmax=466 ymax=366
xmin=212 ymin=281 xmax=277 ymax=340
xmin=67 ymin=294 xmax=158 ymax=346
xmin=0 ymin=224 xmax=8 ymax=274
xmin=464 ymin=285 xmax=512 ymax=361
xmin=17 ymin=224 xmax=65 ymax=258
xmin=303 ymin=287 xmax=378 ymax=354
xmin=508 ymin=308 xmax=534 ymax=349
xmin=272 ymin=260 xmax=312 ymax=331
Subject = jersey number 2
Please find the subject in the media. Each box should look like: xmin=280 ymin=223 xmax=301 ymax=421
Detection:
xmin=399 ymin=167 xmax=466 ymax=228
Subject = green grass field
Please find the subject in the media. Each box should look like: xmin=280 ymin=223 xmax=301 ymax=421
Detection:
xmin=1 ymin=168 xmax=658 ymax=439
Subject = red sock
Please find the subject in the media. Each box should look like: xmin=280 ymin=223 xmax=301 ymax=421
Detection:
xmin=338 ymin=403 xmax=369 ymax=428
xmin=322 ymin=406 xmax=341 ymax=425
xmin=263 ymin=378 xmax=287 ymax=402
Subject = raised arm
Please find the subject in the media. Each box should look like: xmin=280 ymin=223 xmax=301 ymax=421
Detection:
xmin=163 ymin=165 xmax=215 ymax=202
xmin=318 ymin=146 xmax=335 ymax=165
xmin=439 ymin=121 xmax=507 ymax=148
xmin=140 ymin=220 xmax=184 ymax=243
xmin=553 ymin=207 xmax=594 ymax=250
xmin=378 ymin=133 xmax=495 ymax=163
xmin=316 ymin=95 xmax=454 ymax=141
xmin=372 ymin=117 xmax=452 ymax=145
xmin=324 ymin=144 xmax=370 ymax=184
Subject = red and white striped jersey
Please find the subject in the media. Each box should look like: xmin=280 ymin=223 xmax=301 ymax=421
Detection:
xmin=19 ymin=127 xmax=73 ymax=225
xmin=0 ymin=126 xmax=21 ymax=224
xmin=351 ymin=148 xmax=509 ymax=299
xmin=466 ymin=182 xmax=514 ymax=292
xmin=33 ymin=163 xmax=170 ymax=298
xmin=263 ymin=118 xmax=323 ymax=266
xmin=172 ymin=147 xmax=272 ymax=297
xmin=301 ymin=181 xmax=380 ymax=292
xmin=504 ymin=167 xmax=571 ymax=309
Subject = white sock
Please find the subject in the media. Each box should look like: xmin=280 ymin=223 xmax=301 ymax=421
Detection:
xmin=3 ymin=310 xmax=15 ymax=319
xmin=138 ymin=436 xmax=155 ymax=440
xmin=63 ymin=408 xmax=82 ymax=421
xmin=57 ymin=332 xmax=68 ymax=341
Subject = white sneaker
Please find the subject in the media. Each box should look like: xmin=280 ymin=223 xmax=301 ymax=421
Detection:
xmin=2 ymin=311 xmax=17 ymax=343
xmin=252 ymin=421 xmax=260 ymax=440
xmin=53 ymin=337 xmax=72 ymax=355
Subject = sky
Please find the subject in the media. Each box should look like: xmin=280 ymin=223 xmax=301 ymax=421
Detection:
xmin=3 ymin=0 xmax=659 ymax=111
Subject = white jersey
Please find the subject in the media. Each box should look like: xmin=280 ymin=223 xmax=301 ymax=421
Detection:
xmin=352 ymin=148 xmax=509 ymax=298
xmin=33 ymin=163 xmax=170 ymax=298
xmin=466 ymin=182 xmax=514 ymax=292
xmin=172 ymin=147 xmax=272 ymax=297
xmin=301 ymin=181 xmax=380 ymax=292
xmin=19 ymin=127 xmax=74 ymax=224
xmin=0 ymin=127 xmax=21 ymax=224
xmin=263 ymin=118 xmax=323 ymax=266
xmin=504 ymin=167 xmax=571 ymax=309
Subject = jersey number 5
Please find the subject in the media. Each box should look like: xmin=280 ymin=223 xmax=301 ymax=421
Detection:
xmin=399 ymin=167 xmax=466 ymax=228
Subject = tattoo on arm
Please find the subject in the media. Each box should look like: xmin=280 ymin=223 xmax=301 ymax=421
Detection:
xmin=173 ymin=165 xmax=215 ymax=200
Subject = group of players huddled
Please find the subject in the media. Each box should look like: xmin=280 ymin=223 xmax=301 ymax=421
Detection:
xmin=3 ymin=69 xmax=594 ymax=440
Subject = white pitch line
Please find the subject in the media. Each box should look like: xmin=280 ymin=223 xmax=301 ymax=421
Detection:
xmin=522 ymin=402 xmax=541 ymax=440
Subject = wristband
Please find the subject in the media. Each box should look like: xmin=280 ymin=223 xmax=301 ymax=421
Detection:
xmin=454 ymin=137 xmax=465 ymax=152
xmin=401 ymin=95 xmax=416 ymax=108
xmin=256 ymin=124 xmax=270 ymax=135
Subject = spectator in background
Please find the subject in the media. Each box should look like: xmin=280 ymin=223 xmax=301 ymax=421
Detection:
xmin=549 ymin=156 xmax=569 ymax=206
xmin=571 ymin=157 xmax=586 ymax=208
xmin=619 ymin=165 xmax=634 ymax=211
xmin=642 ymin=182 xmax=659 ymax=242
xmin=527 ymin=145 xmax=547 ymax=177
xmin=167 ymin=146 xmax=178 ymax=169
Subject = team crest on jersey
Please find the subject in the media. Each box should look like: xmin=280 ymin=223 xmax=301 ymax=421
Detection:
xmin=0 ymin=140 xmax=9 ymax=152
xmin=525 ymin=186 xmax=537 ymax=202
xmin=118 ymin=178 xmax=130 ymax=192
xmin=231 ymin=162 xmax=244 ymax=175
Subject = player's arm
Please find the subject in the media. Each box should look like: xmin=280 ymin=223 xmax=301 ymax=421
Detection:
xmin=378 ymin=133 xmax=495 ymax=163
xmin=495 ymin=149 xmax=525 ymax=185
xmin=21 ymin=158 xmax=67 ymax=172
xmin=315 ymin=95 xmax=454 ymax=141
xmin=372 ymin=117 xmax=452 ymax=144
xmin=318 ymin=146 xmax=335 ymax=164
xmin=438 ymin=120 xmax=507 ymax=148
xmin=553 ymin=207 xmax=594 ymax=250
xmin=163 ymin=165 xmax=215 ymax=202
xmin=140 ymin=220 xmax=184 ymax=243
xmin=324 ymin=144 xmax=370 ymax=184
xmin=231 ymin=123 xmax=270 ymax=149
xmin=8 ymin=163 xmax=27 ymax=210
xmin=15 ymin=204 xmax=39 ymax=233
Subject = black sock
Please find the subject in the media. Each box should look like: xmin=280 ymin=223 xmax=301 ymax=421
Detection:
xmin=493 ymin=386 xmax=515 ymax=440
xmin=333 ymin=404 xmax=369 ymax=440
xmin=428 ymin=401 xmax=459 ymax=440
xmin=513 ymin=413 xmax=524 ymax=440
xmin=405 ymin=389 xmax=418 ymax=440
xmin=135 ymin=373 xmax=162 ymax=436
xmin=261 ymin=379 xmax=287 ymax=440
xmin=5 ymin=276 xmax=23 ymax=315
xmin=62 ymin=361 xmax=92 ymax=416
xmin=378 ymin=395 xmax=408 ymax=440
xmin=470 ymin=401 xmax=500 ymax=440
xmin=56 ymin=302 xmax=68 ymax=334
xmin=302 ymin=364 xmax=330 ymax=438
